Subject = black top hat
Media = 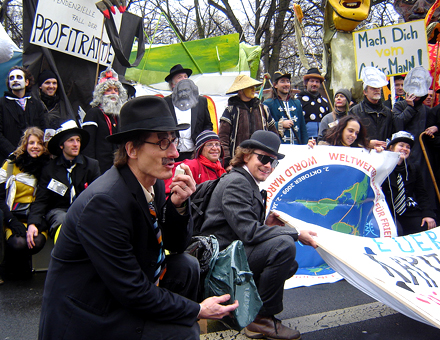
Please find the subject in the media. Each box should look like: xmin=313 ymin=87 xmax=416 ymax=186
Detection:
xmin=48 ymin=120 xmax=89 ymax=156
xmin=273 ymin=71 xmax=291 ymax=83
xmin=106 ymin=96 xmax=190 ymax=144
xmin=240 ymin=130 xmax=285 ymax=159
xmin=165 ymin=64 xmax=193 ymax=83
xmin=303 ymin=68 xmax=324 ymax=82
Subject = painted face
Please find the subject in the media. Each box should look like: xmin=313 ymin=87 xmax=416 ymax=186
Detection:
xmin=334 ymin=93 xmax=348 ymax=109
xmin=40 ymin=78 xmax=58 ymax=96
xmin=27 ymin=135 xmax=44 ymax=158
xmin=242 ymin=86 xmax=256 ymax=100
xmin=363 ymin=86 xmax=382 ymax=103
xmin=201 ymin=140 xmax=221 ymax=162
xmin=328 ymin=0 xmax=371 ymax=31
xmin=133 ymin=132 xmax=179 ymax=181
xmin=306 ymin=78 xmax=321 ymax=93
xmin=391 ymin=141 xmax=411 ymax=160
xmin=61 ymin=135 xmax=81 ymax=160
xmin=244 ymin=149 xmax=276 ymax=182
xmin=394 ymin=79 xmax=405 ymax=96
xmin=341 ymin=120 xmax=360 ymax=146
xmin=275 ymin=77 xmax=291 ymax=96
xmin=393 ymin=0 xmax=440 ymax=23
xmin=9 ymin=70 xmax=27 ymax=91
xmin=172 ymin=73 xmax=189 ymax=88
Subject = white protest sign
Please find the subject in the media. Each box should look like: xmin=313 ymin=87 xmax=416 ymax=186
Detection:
xmin=353 ymin=20 xmax=429 ymax=79
xmin=30 ymin=0 xmax=122 ymax=65
xmin=292 ymin=219 xmax=440 ymax=329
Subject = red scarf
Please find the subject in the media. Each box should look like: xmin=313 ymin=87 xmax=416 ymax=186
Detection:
xmin=198 ymin=155 xmax=226 ymax=178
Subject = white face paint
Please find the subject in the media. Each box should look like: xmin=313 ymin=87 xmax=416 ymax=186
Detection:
xmin=9 ymin=70 xmax=26 ymax=91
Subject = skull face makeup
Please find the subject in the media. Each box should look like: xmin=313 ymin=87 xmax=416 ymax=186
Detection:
xmin=9 ymin=69 xmax=27 ymax=91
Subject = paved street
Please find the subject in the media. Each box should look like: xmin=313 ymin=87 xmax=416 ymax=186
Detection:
xmin=1 ymin=272 xmax=440 ymax=339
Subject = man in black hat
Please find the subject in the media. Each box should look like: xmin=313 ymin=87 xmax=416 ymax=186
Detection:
xmin=38 ymin=96 xmax=238 ymax=340
xmin=27 ymin=120 xmax=100 ymax=239
xmin=0 ymin=66 xmax=46 ymax=165
xmin=295 ymin=67 xmax=330 ymax=139
xmin=198 ymin=130 xmax=317 ymax=340
xmin=164 ymin=64 xmax=213 ymax=161
xmin=263 ymin=71 xmax=308 ymax=145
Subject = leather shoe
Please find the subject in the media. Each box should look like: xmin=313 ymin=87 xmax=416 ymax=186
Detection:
xmin=244 ymin=314 xmax=301 ymax=339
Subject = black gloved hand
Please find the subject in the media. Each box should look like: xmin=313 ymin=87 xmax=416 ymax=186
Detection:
xmin=8 ymin=219 xmax=27 ymax=237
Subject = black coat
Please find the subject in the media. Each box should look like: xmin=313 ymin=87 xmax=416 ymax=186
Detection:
xmin=0 ymin=91 xmax=46 ymax=164
xmin=38 ymin=165 xmax=199 ymax=339
xmin=82 ymin=106 xmax=119 ymax=173
xmin=164 ymin=95 xmax=213 ymax=143
xmin=28 ymin=154 xmax=100 ymax=229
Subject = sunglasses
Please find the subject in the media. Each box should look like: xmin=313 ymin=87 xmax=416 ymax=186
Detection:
xmin=253 ymin=152 xmax=279 ymax=168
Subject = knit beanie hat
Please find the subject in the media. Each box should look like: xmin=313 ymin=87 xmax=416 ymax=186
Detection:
xmin=335 ymin=88 xmax=352 ymax=102
xmin=38 ymin=69 xmax=57 ymax=87
xmin=195 ymin=130 xmax=221 ymax=157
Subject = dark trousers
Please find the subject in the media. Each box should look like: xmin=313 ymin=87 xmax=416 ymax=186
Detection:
xmin=245 ymin=235 xmax=298 ymax=316
xmin=397 ymin=214 xmax=428 ymax=236
xmin=141 ymin=253 xmax=201 ymax=340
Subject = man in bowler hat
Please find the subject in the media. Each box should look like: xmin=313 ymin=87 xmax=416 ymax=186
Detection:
xmin=198 ymin=130 xmax=317 ymax=340
xmin=38 ymin=96 xmax=237 ymax=340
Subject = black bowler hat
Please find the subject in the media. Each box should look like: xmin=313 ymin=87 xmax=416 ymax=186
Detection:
xmin=164 ymin=64 xmax=193 ymax=83
xmin=106 ymin=96 xmax=190 ymax=144
xmin=48 ymin=120 xmax=89 ymax=156
xmin=240 ymin=130 xmax=285 ymax=159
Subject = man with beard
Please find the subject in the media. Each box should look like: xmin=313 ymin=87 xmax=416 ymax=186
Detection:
xmin=0 ymin=66 xmax=46 ymax=164
xmin=37 ymin=69 xmax=62 ymax=129
xmin=295 ymin=68 xmax=330 ymax=139
xmin=28 ymin=120 xmax=100 ymax=239
xmin=164 ymin=64 xmax=213 ymax=161
xmin=349 ymin=66 xmax=394 ymax=148
xmin=83 ymin=68 xmax=128 ymax=173
xmin=263 ymin=71 xmax=308 ymax=145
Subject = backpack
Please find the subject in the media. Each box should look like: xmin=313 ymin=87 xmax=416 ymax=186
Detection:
xmin=190 ymin=173 xmax=226 ymax=235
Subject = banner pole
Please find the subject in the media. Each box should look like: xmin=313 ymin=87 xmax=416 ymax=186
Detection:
xmin=95 ymin=17 xmax=106 ymax=85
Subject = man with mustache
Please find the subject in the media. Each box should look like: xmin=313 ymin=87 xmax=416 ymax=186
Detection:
xmin=27 ymin=120 xmax=100 ymax=239
xmin=83 ymin=67 xmax=128 ymax=173
xmin=295 ymin=68 xmax=330 ymax=139
xmin=164 ymin=64 xmax=213 ymax=161
xmin=349 ymin=66 xmax=395 ymax=149
xmin=0 ymin=66 xmax=46 ymax=164
xmin=38 ymin=96 xmax=238 ymax=339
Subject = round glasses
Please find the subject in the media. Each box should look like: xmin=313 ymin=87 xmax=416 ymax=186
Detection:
xmin=205 ymin=142 xmax=221 ymax=149
xmin=144 ymin=137 xmax=179 ymax=150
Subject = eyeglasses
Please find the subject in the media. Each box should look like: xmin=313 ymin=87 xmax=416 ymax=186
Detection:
xmin=253 ymin=152 xmax=279 ymax=168
xmin=205 ymin=142 xmax=221 ymax=149
xmin=144 ymin=137 xmax=179 ymax=150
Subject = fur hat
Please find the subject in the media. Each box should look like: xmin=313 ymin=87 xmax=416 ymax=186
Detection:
xmin=226 ymin=75 xmax=262 ymax=94
xmin=240 ymin=130 xmax=285 ymax=159
xmin=106 ymin=96 xmax=190 ymax=144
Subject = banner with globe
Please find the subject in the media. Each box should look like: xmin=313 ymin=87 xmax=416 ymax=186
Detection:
xmin=260 ymin=145 xmax=400 ymax=288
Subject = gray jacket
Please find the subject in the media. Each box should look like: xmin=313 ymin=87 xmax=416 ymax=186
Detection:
xmin=198 ymin=167 xmax=298 ymax=251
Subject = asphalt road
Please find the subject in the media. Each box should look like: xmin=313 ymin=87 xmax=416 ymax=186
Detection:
xmin=1 ymin=272 xmax=440 ymax=340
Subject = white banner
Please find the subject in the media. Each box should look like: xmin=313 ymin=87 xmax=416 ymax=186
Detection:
xmin=284 ymin=215 xmax=440 ymax=329
xmin=30 ymin=0 xmax=122 ymax=65
xmin=353 ymin=20 xmax=429 ymax=79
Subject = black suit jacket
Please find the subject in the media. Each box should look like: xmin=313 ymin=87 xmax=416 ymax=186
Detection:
xmin=164 ymin=95 xmax=213 ymax=142
xmin=38 ymin=165 xmax=199 ymax=340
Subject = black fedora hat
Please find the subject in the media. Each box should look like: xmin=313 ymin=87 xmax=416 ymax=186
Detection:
xmin=48 ymin=120 xmax=89 ymax=156
xmin=106 ymin=95 xmax=190 ymax=144
xmin=240 ymin=130 xmax=285 ymax=159
xmin=165 ymin=64 xmax=193 ymax=83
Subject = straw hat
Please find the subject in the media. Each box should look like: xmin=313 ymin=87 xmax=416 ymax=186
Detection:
xmin=226 ymin=75 xmax=262 ymax=94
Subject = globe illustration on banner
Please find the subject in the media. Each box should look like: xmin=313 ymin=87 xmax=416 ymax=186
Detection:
xmin=269 ymin=165 xmax=378 ymax=275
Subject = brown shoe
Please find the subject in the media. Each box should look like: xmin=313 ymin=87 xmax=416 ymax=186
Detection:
xmin=244 ymin=315 xmax=301 ymax=340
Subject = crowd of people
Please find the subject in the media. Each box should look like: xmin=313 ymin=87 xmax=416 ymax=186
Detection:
xmin=0 ymin=61 xmax=439 ymax=340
